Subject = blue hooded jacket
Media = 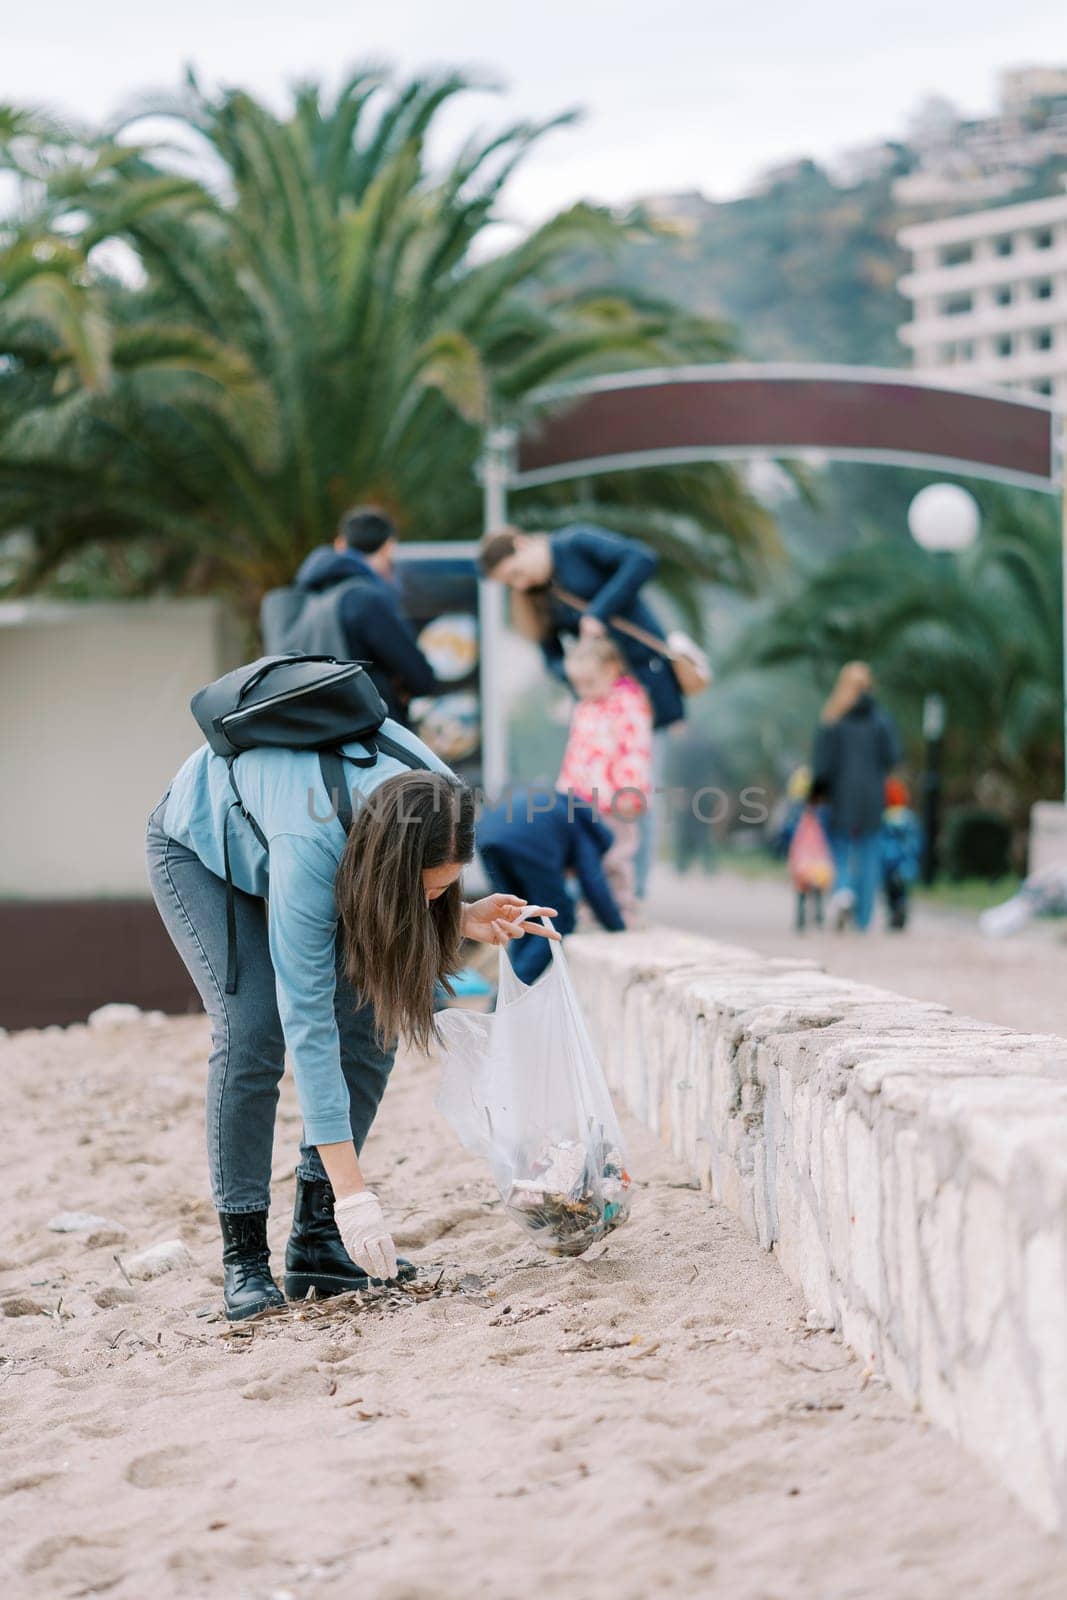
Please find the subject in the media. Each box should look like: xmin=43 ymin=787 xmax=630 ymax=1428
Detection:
xmin=295 ymin=546 xmax=437 ymax=720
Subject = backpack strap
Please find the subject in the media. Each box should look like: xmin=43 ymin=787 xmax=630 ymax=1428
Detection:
xmin=318 ymin=736 xmax=432 ymax=836
xmin=318 ymin=749 xmax=359 ymax=833
xmin=226 ymin=758 xmax=269 ymax=849
xmin=222 ymin=757 xmax=269 ymax=996
xmin=222 ymin=802 xmax=241 ymax=995
xmin=372 ymin=731 xmax=433 ymax=773
xmin=222 ymin=737 xmax=433 ymax=993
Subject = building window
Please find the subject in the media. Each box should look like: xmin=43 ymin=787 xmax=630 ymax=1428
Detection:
xmin=996 ymin=334 xmax=1013 ymax=357
xmin=995 ymin=236 xmax=1014 ymax=257
xmin=1033 ymin=279 xmax=1054 ymax=300
xmin=1032 ymin=328 xmax=1054 ymax=351
xmin=940 ymin=242 xmax=973 ymax=268
xmin=942 ymin=292 xmax=973 ymax=317
xmin=939 ymin=339 xmax=974 ymax=364
xmin=1034 ymin=228 xmax=1054 ymax=250
xmin=993 ymin=285 xmax=1013 ymax=307
xmin=1033 ymin=378 xmax=1053 ymax=395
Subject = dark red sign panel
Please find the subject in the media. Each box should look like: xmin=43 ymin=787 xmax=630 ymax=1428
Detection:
xmin=515 ymin=373 xmax=1058 ymax=490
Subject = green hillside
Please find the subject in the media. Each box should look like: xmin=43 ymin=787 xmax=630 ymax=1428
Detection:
xmin=610 ymin=153 xmax=1067 ymax=368
xmin=621 ymin=158 xmax=911 ymax=366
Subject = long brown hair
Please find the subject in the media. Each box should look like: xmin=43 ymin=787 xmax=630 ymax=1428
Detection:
xmin=477 ymin=527 xmax=555 ymax=642
xmin=336 ymin=771 xmax=475 ymax=1050
xmin=821 ymin=660 xmax=873 ymax=725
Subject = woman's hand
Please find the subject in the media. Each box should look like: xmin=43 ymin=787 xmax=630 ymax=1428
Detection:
xmin=333 ymin=1191 xmax=398 ymax=1282
xmin=461 ymin=895 xmax=561 ymax=947
xmin=579 ymin=613 xmax=607 ymax=640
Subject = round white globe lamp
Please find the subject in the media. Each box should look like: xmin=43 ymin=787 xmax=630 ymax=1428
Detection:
xmin=907 ymin=483 xmax=980 ymax=554
xmin=906 ymin=484 xmax=980 ymax=888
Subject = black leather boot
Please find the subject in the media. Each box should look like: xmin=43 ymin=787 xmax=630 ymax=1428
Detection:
xmin=284 ymin=1175 xmax=415 ymax=1300
xmin=219 ymin=1211 xmax=286 ymax=1322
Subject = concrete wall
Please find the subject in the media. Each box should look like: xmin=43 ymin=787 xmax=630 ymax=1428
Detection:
xmin=567 ymin=929 xmax=1067 ymax=1533
xmin=0 ymin=600 xmax=243 ymax=897
xmin=1029 ymin=801 xmax=1067 ymax=874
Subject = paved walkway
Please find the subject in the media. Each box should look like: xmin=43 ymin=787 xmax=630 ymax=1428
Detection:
xmin=646 ymin=866 xmax=1066 ymax=1037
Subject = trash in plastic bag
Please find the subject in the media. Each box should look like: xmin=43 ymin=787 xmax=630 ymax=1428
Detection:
xmin=434 ymin=929 xmax=631 ymax=1257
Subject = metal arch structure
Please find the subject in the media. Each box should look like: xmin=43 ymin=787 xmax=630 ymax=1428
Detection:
xmin=509 ymin=363 xmax=1062 ymax=493
xmin=477 ymin=363 xmax=1066 ymax=797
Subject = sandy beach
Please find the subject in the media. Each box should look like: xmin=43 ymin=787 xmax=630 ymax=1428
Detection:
xmin=3 ymin=1008 xmax=1066 ymax=1600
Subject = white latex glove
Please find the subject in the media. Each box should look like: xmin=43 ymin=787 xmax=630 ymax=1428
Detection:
xmin=333 ymin=1191 xmax=398 ymax=1282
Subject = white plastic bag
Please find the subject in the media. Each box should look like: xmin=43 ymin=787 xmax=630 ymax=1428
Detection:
xmin=435 ymin=933 xmax=631 ymax=1257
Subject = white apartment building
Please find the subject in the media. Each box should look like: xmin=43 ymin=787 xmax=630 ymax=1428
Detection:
xmin=897 ymin=190 xmax=1067 ymax=404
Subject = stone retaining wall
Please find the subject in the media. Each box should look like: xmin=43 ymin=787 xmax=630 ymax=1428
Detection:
xmin=567 ymin=929 xmax=1067 ymax=1533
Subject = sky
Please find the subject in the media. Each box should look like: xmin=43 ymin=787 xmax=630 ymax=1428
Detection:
xmin=4 ymin=0 xmax=1067 ymax=219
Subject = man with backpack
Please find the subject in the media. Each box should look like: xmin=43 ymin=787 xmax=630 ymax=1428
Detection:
xmin=261 ymin=505 xmax=438 ymax=723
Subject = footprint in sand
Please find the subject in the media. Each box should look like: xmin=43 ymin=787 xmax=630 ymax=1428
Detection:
xmin=40 ymin=1406 xmax=124 ymax=1442
xmin=241 ymin=1366 xmax=338 ymax=1401
xmin=166 ymin=1541 xmax=276 ymax=1582
xmin=1 ymin=1469 xmax=61 ymax=1497
xmin=125 ymin=1444 xmax=203 ymax=1489
xmin=372 ymin=1582 xmax=443 ymax=1600
xmin=22 ymin=1533 xmax=123 ymax=1590
xmin=317 ymin=1339 xmax=362 ymax=1365
xmin=392 ymin=1203 xmax=491 ymax=1249
xmin=485 ymin=1343 xmax=539 ymax=1365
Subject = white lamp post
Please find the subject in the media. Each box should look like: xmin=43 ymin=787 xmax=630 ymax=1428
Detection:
xmin=907 ymin=483 xmax=981 ymax=883
xmin=907 ymin=482 xmax=981 ymax=554
xmin=477 ymin=425 xmax=518 ymax=797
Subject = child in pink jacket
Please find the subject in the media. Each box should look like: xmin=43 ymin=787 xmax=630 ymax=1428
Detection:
xmin=557 ymin=637 xmax=653 ymax=921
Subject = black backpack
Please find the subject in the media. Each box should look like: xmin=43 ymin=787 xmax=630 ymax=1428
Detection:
xmin=190 ymin=654 xmax=430 ymax=992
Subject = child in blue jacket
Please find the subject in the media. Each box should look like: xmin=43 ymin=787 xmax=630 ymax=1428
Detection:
xmin=881 ymin=777 xmax=922 ymax=930
xmin=477 ymin=789 xmax=625 ymax=985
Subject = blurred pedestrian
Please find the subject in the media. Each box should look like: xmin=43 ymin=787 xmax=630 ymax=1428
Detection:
xmin=786 ymin=774 xmax=833 ymax=931
xmin=881 ymin=776 xmax=922 ymax=931
xmin=478 ymin=522 xmax=687 ymax=896
xmin=477 ymin=789 xmax=625 ymax=986
xmin=556 ymin=636 xmax=653 ymax=923
xmin=666 ymin=733 xmax=717 ymax=876
xmin=813 ymin=662 xmax=901 ymax=932
xmin=770 ymin=764 xmax=813 ymax=860
xmin=262 ymin=505 xmax=437 ymax=722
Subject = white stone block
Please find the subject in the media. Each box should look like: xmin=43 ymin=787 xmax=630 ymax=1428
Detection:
xmin=566 ymin=925 xmax=1067 ymax=1535
xmin=1024 ymin=1229 xmax=1067 ymax=1473
xmin=846 ymin=1111 xmax=883 ymax=1318
xmin=962 ymin=1178 xmax=1007 ymax=1353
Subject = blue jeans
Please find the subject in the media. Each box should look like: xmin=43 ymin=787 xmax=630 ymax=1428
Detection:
xmin=634 ymin=729 xmax=670 ymax=899
xmin=829 ymin=830 xmax=881 ymax=932
xmin=145 ymin=800 xmax=394 ymax=1213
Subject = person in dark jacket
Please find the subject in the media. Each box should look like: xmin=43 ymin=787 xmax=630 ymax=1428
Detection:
xmin=477 ymin=789 xmax=625 ymax=985
xmin=478 ymin=524 xmax=685 ymax=733
xmin=295 ymin=506 xmax=438 ymax=722
xmin=813 ymin=662 xmax=902 ymax=932
xmin=479 ymin=523 xmax=686 ymax=899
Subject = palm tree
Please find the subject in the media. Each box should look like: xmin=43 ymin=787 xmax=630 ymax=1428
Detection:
xmin=730 ymin=488 xmax=1063 ymax=816
xmin=0 ymin=70 xmax=780 ymax=616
